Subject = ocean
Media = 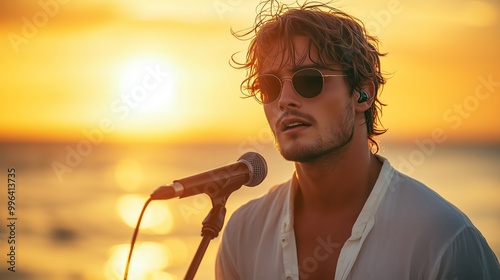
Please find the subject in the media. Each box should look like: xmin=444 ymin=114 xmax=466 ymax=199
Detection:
xmin=0 ymin=141 xmax=498 ymax=279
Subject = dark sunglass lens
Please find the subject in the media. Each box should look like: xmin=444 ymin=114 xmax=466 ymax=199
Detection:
xmin=292 ymin=69 xmax=323 ymax=98
xmin=257 ymin=75 xmax=281 ymax=103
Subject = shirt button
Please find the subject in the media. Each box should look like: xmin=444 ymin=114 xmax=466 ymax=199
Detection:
xmin=286 ymin=277 xmax=292 ymax=280
xmin=281 ymin=237 xmax=287 ymax=243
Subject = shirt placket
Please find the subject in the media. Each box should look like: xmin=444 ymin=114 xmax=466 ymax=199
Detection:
xmin=281 ymin=219 xmax=299 ymax=280
xmin=335 ymin=221 xmax=371 ymax=280
xmin=282 ymin=179 xmax=300 ymax=280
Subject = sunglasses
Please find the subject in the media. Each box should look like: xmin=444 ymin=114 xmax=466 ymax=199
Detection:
xmin=254 ymin=68 xmax=346 ymax=104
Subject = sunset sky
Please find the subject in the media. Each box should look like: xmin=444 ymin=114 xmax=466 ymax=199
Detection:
xmin=1 ymin=0 xmax=499 ymax=143
xmin=1 ymin=2 xmax=499 ymax=279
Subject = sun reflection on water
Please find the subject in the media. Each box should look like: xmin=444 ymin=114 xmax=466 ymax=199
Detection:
xmin=116 ymin=194 xmax=174 ymax=234
xmin=108 ymin=156 xmax=187 ymax=278
xmin=104 ymin=242 xmax=177 ymax=280
xmin=115 ymin=159 xmax=144 ymax=192
xmin=162 ymin=238 xmax=190 ymax=268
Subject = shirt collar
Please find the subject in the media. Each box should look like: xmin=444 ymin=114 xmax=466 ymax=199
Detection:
xmin=280 ymin=156 xmax=394 ymax=235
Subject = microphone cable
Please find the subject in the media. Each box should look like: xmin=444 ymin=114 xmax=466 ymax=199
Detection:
xmin=123 ymin=197 xmax=153 ymax=280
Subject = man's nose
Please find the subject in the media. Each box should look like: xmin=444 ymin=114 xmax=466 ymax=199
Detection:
xmin=277 ymin=77 xmax=301 ymax=110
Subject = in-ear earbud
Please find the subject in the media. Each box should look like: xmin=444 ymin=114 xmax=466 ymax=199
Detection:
xmin=357 ymin=90 xmax=369 ymax=103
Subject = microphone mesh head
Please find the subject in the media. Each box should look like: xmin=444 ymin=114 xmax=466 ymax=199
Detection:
xmin=238 ymin=152 xmax=268 ymax=187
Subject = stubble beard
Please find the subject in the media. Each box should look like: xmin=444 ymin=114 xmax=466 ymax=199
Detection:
xmin=275 ymin=104 xmax=355 ymax=163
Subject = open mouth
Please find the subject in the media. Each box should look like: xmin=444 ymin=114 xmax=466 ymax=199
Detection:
xmin=281 ymin=120 xmax=312 ymax=132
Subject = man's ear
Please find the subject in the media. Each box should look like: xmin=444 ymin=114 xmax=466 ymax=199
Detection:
xmin=354 ymin=82 xmax=375 ymax=113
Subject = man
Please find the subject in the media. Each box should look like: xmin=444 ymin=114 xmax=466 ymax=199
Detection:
xmin=216 ymin=1 xmax=500 ymax=279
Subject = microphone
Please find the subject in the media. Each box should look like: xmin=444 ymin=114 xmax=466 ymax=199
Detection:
xmin=150 ymin=152 xmax=267 ymax=200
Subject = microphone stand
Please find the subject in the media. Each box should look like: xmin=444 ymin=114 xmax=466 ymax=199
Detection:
xmin=184 ymin=194 xmax=229 ymax=280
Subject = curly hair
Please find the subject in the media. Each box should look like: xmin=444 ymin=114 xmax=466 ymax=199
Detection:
xmin=231 ymin=0 xmax=387 ymax=152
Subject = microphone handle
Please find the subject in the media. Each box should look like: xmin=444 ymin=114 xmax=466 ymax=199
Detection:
xmin=177 ymin=161 xmax=250 ymax=198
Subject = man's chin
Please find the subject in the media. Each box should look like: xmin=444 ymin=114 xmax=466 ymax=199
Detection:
xmin=277 ymin=143 xmax=318 ymax=162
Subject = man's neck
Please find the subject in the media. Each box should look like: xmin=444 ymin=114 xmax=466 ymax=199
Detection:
xmin=293 ymin=141 xmax=382 ymax=215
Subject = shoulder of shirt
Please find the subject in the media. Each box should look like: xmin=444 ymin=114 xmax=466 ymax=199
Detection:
xmin=224 ymin=180 xmax=290 ymax=230
xmin=386 ymin=166 xmax=475 ymax=229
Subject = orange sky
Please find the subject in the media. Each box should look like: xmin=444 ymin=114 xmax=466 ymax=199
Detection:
xmin=1 ymin=0 xmax=499 ymax=143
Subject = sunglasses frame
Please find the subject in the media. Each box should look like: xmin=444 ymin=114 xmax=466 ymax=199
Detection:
xmin=254 ymin=68 xmax=347 ymax=104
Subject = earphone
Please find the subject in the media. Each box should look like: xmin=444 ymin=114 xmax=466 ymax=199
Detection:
xmin=357 ymin=90 xmax=369 ymax=103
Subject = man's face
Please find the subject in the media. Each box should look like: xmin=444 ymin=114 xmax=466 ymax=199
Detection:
xmin=261 ymin=36 xmax=356 ymax=162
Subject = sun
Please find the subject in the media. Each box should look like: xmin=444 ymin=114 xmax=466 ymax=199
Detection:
xmin=112 ymin=54 xmax=186 ymax=140
xmin=117 ymin=54 xmax=177 ymax=117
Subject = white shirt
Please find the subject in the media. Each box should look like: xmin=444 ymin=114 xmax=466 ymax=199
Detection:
xmin=215 ymin=157 xmax=500 ymax=279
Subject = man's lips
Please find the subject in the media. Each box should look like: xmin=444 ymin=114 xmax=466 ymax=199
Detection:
xmin=278 ymin=117 xmax=313 ymax=132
